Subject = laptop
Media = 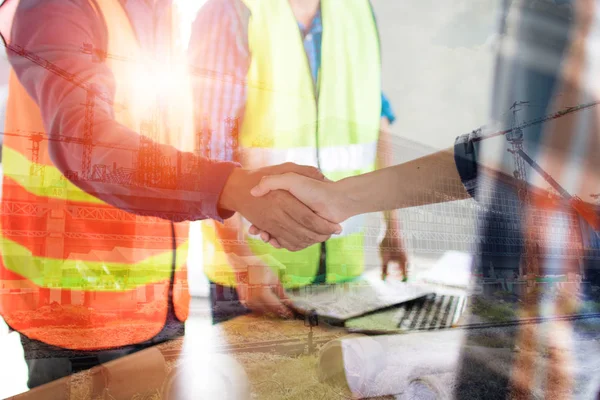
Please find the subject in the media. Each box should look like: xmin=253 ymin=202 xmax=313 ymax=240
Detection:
xmin=287 ymin=278 xmax=434 ymax=324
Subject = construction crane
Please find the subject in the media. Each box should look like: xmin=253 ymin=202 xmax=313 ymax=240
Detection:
xmin=83 ymin=43 xmax=196 ymax=188
xmin=459 ymin=99 xmax=600 ymax=282
xmin=0 ymin=131 xmax=136 ymax=157
xmin=506 ymin=101 xmax=530 ymax=181
xmin=515 ymin=148 xmax=599 ymax=231
xmin=1 ymin=35 xmax=128 ymax=181
xmin=470 ymin=99 xmax=600 ymax=144
xmin=0 ymin=130 xmax=137 ymax=187
xmin=504 ymin=101 xmax=538 ymax=278
xmin=470 ymin=100 xmax=600 ymax=231
xmin=74 ymin=44 xmax=600 ymax=216
xmin=465 ymin=98 xmax=600 ymax=222
xmin=82 ymin=43 xmax=242 ymax=182
xmin=2 ymin=40 xmax=125 ymax=110
xmin=1 ymin=39 xmax=192 ymax=188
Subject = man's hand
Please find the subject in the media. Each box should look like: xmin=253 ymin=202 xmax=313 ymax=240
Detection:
xmin=228 ymin=253 xmax=294 ymax=318
xmin=218 ymin=164 xmax=342 ymax=252
xmin=248 ymin=172 xmax=356 ymax=247
xmin=250 ymin=172 xmax=355 ymax=223
xmin=380 ymin=230 xmax=408 ymax=282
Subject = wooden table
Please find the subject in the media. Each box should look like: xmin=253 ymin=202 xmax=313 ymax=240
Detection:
xmin=8 ymin=315 xmax=396 ymax=400
xmin=13 ymin=310 xmax=597 ymax=399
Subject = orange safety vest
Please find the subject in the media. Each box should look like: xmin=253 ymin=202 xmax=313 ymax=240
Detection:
xmin=0 ymin=0 xmax=194 ymax=350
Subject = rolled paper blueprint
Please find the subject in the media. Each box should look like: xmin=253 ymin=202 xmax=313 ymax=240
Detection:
xmin=318 ymin=333 xmax=384 ymax=396
xmin=318 ymin=330 xmax=465 ymax=398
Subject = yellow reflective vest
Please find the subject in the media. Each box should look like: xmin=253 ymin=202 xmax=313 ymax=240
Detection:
xmin=204 ymin=0 xmax=382 ymax=288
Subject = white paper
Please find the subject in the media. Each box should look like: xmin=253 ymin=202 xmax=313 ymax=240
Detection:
xmin=334 ymin=330 xmax=465 ymax=399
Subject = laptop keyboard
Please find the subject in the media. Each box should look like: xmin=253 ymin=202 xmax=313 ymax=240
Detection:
xmin=397 ymin=293 xmax=467 ymax=330
xmin=345 ymin=293 xmax=467 ymax=332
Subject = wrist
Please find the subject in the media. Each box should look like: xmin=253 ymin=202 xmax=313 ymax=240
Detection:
xmin=218 ymin=167 xmax=246 ymax=212
xmin=334 ymin=178 xmax=362 ymax=220
xmin=385 ymin=213 xmax=401 ymax=231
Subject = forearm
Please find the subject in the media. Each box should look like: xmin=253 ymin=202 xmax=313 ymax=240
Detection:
xmin=376 ymin=119 xmax=402 ymax=227
xmin=46 ymin=100 xmax=237 ymax=221
xmin=339 ymin=147 xmax=470 ymax=216
xmin=9 ymin=0 xmax=238 ymax=222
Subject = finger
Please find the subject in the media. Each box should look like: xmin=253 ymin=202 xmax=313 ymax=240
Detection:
xmin=271 ymin=233 xmax=303 ymax=252
xmin=282 ymin=208 xmax=332 ymax=250
xmin=267 ymin=296 xmax=294 ymax=319
xmin=381 ymin=264 xmax=389 ymax=281
xmin=285 ymin=197 xmax=342 ymax=236
xmin=254 ymin=289 xmax=294 ymax=319
xmin=381 ymin=252 xmax=390 ymax=279
xmin=259 ymin=207 xmax=310 ymax=251
xmin=268 ymin=238 xmax=282 ymax=249
xmin=243 ymin=299 xmax=268 ymax=315
xmin=248 ymin=226 xmax=273 ymax=244
xmin=381 ymin=252 xmax=390 ymax=268
xmin=247 ymin=224 xmax=272 ymax=242
xmin=257 ymin=192 xmax=337 ymax=251
xmin=259 ymin=231 xmax=270 ymax=242
xmin=250 ymin=173 xmax=299 ymax=197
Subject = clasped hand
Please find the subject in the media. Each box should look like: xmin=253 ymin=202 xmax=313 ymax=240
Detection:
xmin=247 ymin=172 xmax=355 ymax=248
xmin=218 ymin=164 xmax=345 ymax=251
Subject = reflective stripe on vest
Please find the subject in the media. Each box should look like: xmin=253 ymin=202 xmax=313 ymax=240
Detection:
xmin=240 ymin=142 xmax=377 ymax=176
xmin=3 ymin=146 xmax=105 ymax=203
xmin=1 ymin=231 xmax=188 ymax=291
xmin=204 ymin=0 xmax=381 ymax=287
xmin=0 ymin=0 xmax=193 ymax=349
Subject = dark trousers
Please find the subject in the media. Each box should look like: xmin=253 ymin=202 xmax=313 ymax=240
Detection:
xmin=209 ymin=282 xmax=251 ymax=324
xmin=19 ymin=311 xmax=185 ymax=389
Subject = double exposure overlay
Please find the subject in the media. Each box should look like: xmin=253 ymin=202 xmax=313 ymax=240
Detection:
xmin=0 ymin=0 xmax=599 ymax=399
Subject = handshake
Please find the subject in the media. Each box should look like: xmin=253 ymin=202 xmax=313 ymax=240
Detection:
xmin=218 ymin=163 xmax=357 ymax=251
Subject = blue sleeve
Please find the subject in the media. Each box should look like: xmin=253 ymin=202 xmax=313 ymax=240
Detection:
xmin=381 ymin=93 xmax=396 ymax=124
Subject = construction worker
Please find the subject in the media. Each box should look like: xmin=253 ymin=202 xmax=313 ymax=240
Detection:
xmin=190 ymin=0 xmax=408 ymax=322
xmin=0 ymin=0 xmax=341 ymax=389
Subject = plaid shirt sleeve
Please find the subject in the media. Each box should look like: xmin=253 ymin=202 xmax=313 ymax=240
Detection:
xmin=189 ymin=0 xmax=250 ymax=164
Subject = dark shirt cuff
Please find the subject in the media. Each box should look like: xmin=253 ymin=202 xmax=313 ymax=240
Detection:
xmin=454 ymin=132 xmax=479 ymax=199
